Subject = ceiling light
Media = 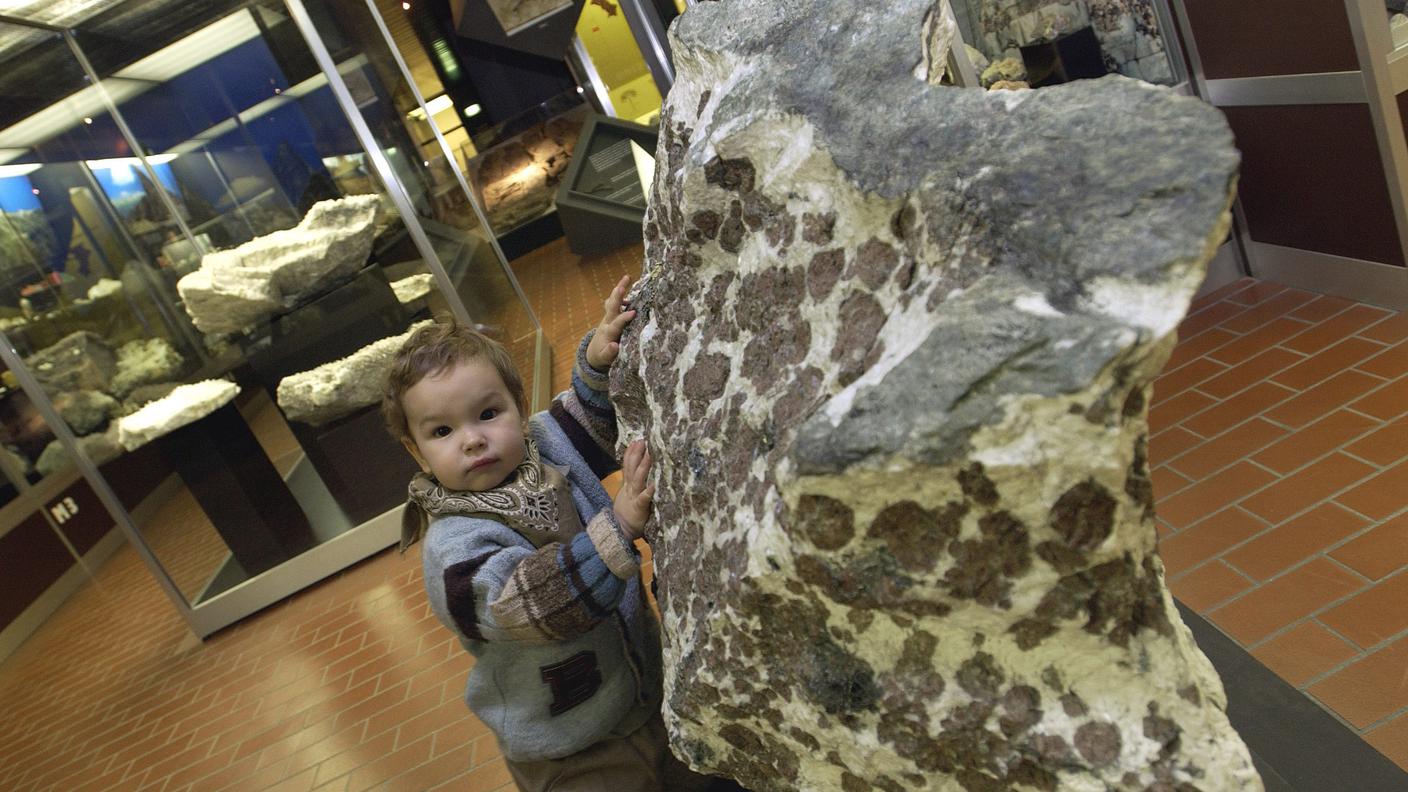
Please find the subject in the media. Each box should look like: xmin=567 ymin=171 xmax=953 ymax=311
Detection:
xmin=114 ymin=11 xmax=261 ymax=82
xmin=83 ymin=117 xmax=93 ymax=125
xmin=462 ymin=103 xmax=482 ymax=118
xmin=402 ymin=2 xmax=410 ymax=9
xmin=0 ymin=164 xmax=42 ymax=178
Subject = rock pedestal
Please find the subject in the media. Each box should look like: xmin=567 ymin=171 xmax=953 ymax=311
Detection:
xmin=612 ymin=0 xmax=1255 ymax=790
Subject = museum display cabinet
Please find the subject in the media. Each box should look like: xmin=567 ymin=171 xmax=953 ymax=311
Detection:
xmin=1170 ymin=0 xmax=1408 ymax=309
xmin=556 ymin=113 xmax=657 ymax=255
xmin=0 ymin=0 xmax=546 ymax=648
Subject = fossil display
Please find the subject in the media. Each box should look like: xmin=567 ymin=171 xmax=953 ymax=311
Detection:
xmin=117 ymin=379 xmax=239 ymax=451
xmin=275 ymin=321 xmax=430 ymax=426
xmin=176 ymin=194 xmax=382 ymax=334
xmin=611 ymin=0 xmax=1253 ymax=789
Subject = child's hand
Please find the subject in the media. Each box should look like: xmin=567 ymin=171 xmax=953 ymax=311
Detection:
xmin=613 ymin=440 xmax=654 ymax=540
xmin=586 ymin=275 xmax=636 ymax=370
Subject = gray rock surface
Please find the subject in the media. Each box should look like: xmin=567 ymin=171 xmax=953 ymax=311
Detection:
xmin=276 ymin=321 xmax=430 ymax=426
xmin=52 ymin=390 xmax=119 ymax=435
xmin=28 ymin=332 xmax=117 ymax=394
xmin=36 ymin=424 xmax=122 ymax=477
xmin=612 ymin=1 xmax=1253 ymax=790
xmin=177 ymin=195 xmax=382 ymax=334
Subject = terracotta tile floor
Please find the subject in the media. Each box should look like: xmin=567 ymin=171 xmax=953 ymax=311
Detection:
xmin=1152 ymin=277 xmax=1408 ymax=772
xmin=3 ymin=258 xmax=1406 ymax=790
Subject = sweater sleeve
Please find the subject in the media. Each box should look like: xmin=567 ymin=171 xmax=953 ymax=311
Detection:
xmin=426 ymin=510 xmax=640 ymax=646
xmin=546 ymin=331 xmax=620 ymax=480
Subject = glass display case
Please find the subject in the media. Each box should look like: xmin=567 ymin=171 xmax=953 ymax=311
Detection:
xmin=0 ymin=0 xmax=545 ymax=640
xmin=949 ymin=0 xmax=1180 ymax=87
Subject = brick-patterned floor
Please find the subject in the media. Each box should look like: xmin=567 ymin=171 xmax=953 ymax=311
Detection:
xmin=1152 ymin=278 xmax=1408 ymax=771
xmin=3 ymin=261 xmax=1405 ymax=790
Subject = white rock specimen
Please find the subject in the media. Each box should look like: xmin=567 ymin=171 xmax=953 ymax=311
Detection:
xmin=276 ymin=321 xmax=431 ymax=426
xmin=87 ymin=278 xmax=123 ymax=300
xmin=110 ymin=338 xmax=185 ymax=398
xmin=177 ymin=194 xmax=383 ymax=334
xmin=117 ymin=379 xmax=239 ymax=451
xmin=612 ymin=1 xmax=1255 ymax=790
xmin=391 ymin=273 xmax=435 ymax=305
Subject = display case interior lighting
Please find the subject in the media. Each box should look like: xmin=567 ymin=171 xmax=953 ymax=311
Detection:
xmin=407 ymin=94 xmax=454 ymax=121
xmin=86 ymin=154 xmax=178 ymax=169
xmin=112 ymin=11 xmax=261 ymax=81
xmin=0 ymin=78 xmax=148 ymax=164
xmin=0 ymin=163 xmax=42 ymax=178
xmin=0 ymin=0 xmax=127 ymax=28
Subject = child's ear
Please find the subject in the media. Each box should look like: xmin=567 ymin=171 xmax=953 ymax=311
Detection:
xmin=402 ymin=437 xmax=430 ymax=473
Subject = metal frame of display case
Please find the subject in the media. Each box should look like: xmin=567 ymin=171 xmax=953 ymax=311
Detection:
xmin=1167 ymin=0 xmax=1408 ymax=309
xmin=0 ymin=0 xmax=549 ymax=639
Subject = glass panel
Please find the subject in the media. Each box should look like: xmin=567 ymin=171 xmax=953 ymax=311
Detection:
xmin=950 ymin=0 xmax=1177 ymax=86
xmin=575 ymin=1 xmax=663 ymax=124
xmin=1388 ymin=3 xmax=1408 ymax=52
xmin=292 ymin=0 xmax=545 ymax=394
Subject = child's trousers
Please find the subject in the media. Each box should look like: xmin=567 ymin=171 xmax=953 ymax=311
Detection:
xmin=504 ymin=711 xmax=726 ymax=792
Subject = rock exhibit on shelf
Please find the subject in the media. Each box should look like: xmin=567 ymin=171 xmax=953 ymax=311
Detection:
xmin=117 ymin=379 xmax=239 ymax=451
xmin=119 ymin=382 xmax=182 ymax=417
xmin=37 ymin=424 xmax=122 ymax=477
xmin=52 ymin=390 xmax=119 ymax=436
xmin=177 ymin=194 xmax=382 ymax=334
xmin=276 ymin=321 xmax=431 ymax=426
xmin=110 ymin=338 xmax=185 ymax=397
xmin=391 ymin=273 xmax=435 ymax=305
xmin=27 ymin=331 xmax=117 ymax=393
xmin=611 ymin=0 xmax=1252 ymax=789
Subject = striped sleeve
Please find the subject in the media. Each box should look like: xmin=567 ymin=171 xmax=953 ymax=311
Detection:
xmin=488 ymin=511 xmax=640 ymax=643
xmin=547 ymin=331 xmax=619 ymax=479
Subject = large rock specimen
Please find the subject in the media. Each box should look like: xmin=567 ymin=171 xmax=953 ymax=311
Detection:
xmin=177 ymin=195 xmax=382 ymax=334
xmin=117 ymin=380 xmax=239 ymax=451
xmin=275 ymin=321 xmax=430 ymax=426
xmin=27 ymin=331 xmax=117 ymax=393
xmin=109 ymin=338 xmax=185 ymax=398
xmin=612 ymin=1 xmax=1252 ymax=790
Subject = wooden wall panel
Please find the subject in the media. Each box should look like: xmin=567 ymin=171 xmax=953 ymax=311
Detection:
xmin=1181 ymin=0 xmax=1359 ymax=79
xmin=1221 ymin=104 xmax=1404 ymax=267
xmin=0 ymin=512 xmax=73 ymax=631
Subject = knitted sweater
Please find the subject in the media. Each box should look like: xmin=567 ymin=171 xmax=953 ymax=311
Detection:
xmin=415 ymin=336 xmax=662 ymax=762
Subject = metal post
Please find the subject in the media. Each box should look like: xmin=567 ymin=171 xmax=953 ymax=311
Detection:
xmin=617 ymin=0 xmax=674 ymax=97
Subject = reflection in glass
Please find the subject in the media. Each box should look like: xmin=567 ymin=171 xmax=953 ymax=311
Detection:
xmin=487 ymin=0 xmax=575 ymax=35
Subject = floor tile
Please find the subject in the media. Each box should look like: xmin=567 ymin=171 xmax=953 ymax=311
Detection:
xmin=1337 ymin=460 xmax=1408 ymax=521
xmin=1223 ymin=502 xmax=1369 ymax=581
xmin=1330 ymin=514 xmax=1408 ymax=581
xmin=1272 ymin=337 xmax=1387 ymax=391
xmin=1346 ymin=416 xmax=1408 ymax=467
xmin=1308 ymin=635 xmax=1408 ymax=728
xmin=1147 ymin=389 xmax=1218 ymax=432
xmin=1319 ymin=571 xmax=1408 ymax=649
xmin=1359 ymin=312 xmax=1408 ymax=345
xmin=1284 ymin=305 xmax=1390 ymax=354
xmin=1365 ymin=714 xmax=1408 ymax=773
xmin=1289 ymin=294 xmax=1355 ymax=322
xmin=1181 ymin=381 xmax=1296 ymax=437
xmin=1224 ymin=279 xmax=1287 ymax=306
xmin=1252 ymin=410 xmax=1381 ymax=475
xmin=1150 ymin=465 xmax=1193 ymax=501
xmin=1164 ymin=328 xmax=1238 ymax=371
xmin=1357 ymin=340 xmax=1408 ymax=380
xmin=1197 ymin=347 xmax=1305 ymax=399
xmin=1220 ymin=288 xmax=1316 ymax=334
xmin=1179 ymin=300 xmax=1250 ymax=340
xmin=1349 ymin=376 xmax=1408 ymax=421
xmin=1168 ymin=560 xmax=1255 ymax=612
xmin=1190 ymin=277 xmax=1256 ymax=312
xmin=1207 ymin=317 xmax=1310 ymax=365
xmin=1238 ymin=453 xmax=1376 ymax=525
xmin=1166 ymin=418 xmax=1288 ymax=479
xmin=1249 ymin=621 xmax=1360 ymax=688
xmin=1157 ymin=507 xmax=1267 ymax=577
xmin=1207 ymin=558 xmax=1364 ymax=644
xmin=1264 ymin=370 xmax=1384 ymax=428
xmin=1155 ymin=460 xmax=1278 ymax=529
xmin=1148 ymin=426 xmax=1204 ymax=466
xmin=1152 ymin=357 xmax=1227 ymax=405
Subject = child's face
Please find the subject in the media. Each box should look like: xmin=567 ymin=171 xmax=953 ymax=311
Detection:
xmin=400 ymin=357 xmax=526 ymax=492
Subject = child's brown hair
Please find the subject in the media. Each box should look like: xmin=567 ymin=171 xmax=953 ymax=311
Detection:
xmin=382 ymin=321 xmax=525 ymax=443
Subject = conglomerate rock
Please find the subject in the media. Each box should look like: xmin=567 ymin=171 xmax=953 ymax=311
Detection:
xmin=177 ymin=195 xmax=382 ymax=334
xmin=27 ymin=331 xmax=116 ymax=394
xmin=611 ymin=1 xmax=1252 ymax=790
